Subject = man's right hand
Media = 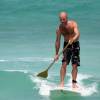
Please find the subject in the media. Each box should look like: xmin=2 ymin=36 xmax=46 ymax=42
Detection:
xmin=54 ymin=54 xmax=59 ymax=61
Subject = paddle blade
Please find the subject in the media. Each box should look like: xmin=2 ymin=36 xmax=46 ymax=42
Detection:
xmin=37 ymin=69 xmax=48 ymax=78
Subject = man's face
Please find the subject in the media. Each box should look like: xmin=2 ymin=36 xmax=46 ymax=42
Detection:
xmin=59 ymin=16 xmax=67 ymax=25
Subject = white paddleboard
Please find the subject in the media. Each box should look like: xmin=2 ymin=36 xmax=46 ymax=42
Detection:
xmin=51 ymin=85 xmax=82 ymax=95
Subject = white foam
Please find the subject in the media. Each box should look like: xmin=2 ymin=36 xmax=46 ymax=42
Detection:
xmin=66 ymin=73 xmax=98 ymax=96
xmin=4 ymin=69 xmax=28 ymax=74
xmin=0 ymin=59 xmax=8 ymax=62
xmin=79 ymin=83 xmax=98 ymax=96
xmin=29 ymin=73 xmax=98 ymax=97
xmin=17 ymin=57 xmax=53 ymax=62
xmin=77 ymin=73 xmax=92 ymax=81
xmin=29 ymin=75 xmax=55 ymax=96
xmin=39 ymin=81 xmax=52 ymax=96
xmin=0 ymin=57 xmax=53 ymax=62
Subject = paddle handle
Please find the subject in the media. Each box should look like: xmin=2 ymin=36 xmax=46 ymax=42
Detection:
xmin=47 ymin=42 xmax=69 ymax=71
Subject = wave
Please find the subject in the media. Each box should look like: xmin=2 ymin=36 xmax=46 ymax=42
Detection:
xmin=0 ymin=70 xmax=99 ymax=97
xmin=0 ymin=57 xmax=53 ymax=62
xmin=17 ymin=57 xmax=53 ymax=62
xmin=0 ymin=59 xmax=8 ymax=62
xmin=0 ymin=70 xmax=35 ymax=100
xmin=3 ymin=69 xmax=29 ymax=74
xmin=29 ymin=73 xmax=98 ymax=97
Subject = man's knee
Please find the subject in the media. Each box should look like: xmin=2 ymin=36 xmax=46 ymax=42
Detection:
xmin=72 ymin=64 xmax=78 ymax=70
xmin=62 ymin=62 xmax=67 ymax=69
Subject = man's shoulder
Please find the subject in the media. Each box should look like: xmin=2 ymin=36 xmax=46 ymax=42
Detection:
xmin=56 ymin=26 xmax=61 ymax=34
xmin=68 ymin=20 xmax=77 ymax=27
xmin=68 ymin=20 xmax=77 ymax=24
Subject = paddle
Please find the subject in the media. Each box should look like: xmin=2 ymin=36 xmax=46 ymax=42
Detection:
xmin=37 ymin=41 xmax=70 ymax=78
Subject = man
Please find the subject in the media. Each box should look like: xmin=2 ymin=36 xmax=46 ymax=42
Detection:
xmin=54 ymin=12 xmax=80 ymax=88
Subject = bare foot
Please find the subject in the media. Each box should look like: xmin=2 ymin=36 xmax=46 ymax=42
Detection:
xmin=58 ymin=82 xmax=64 ymax=89
xmin=72 ymin=83 xmax=79 ymax=88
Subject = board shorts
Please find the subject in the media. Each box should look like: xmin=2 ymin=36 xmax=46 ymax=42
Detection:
xmin=62 ymin=41 xmax=80 ymax=66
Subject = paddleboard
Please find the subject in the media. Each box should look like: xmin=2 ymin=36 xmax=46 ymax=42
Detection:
xmin=50 ymin=88 xmax=82 ymax=99
xmin=51 ymin=86 xmax=82 ymax=95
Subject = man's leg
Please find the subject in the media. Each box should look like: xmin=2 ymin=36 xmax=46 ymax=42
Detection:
xmin=71 ymin=41 xmax=80 ymax=88
xmin=59 ymin=62 xmax=67 ymax=87
xmin=72 ymin=64 xmax=78 ymax=88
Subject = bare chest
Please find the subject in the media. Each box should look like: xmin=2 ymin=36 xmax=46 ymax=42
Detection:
xmin=60 ymin=25 xmax=74 ymax=36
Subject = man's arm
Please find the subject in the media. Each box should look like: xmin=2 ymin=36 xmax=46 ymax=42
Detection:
xmin=55 ymin=28 xmax=61 ymax=55
xmin=73 ymin=21 xmax=80 ymax=42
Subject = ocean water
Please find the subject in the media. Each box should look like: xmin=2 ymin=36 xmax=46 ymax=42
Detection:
xmin=0 ymin=0 xmax=100 ymax=100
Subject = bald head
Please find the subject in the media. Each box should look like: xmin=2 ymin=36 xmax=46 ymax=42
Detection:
xmin=59 ymin=12 xmax=68 ymax=25
xmin=59 ymin=12 xmax=68 ymax=18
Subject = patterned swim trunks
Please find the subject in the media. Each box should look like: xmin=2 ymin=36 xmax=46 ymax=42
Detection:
xmin=62 ymin=41 xmax=80 ymax=66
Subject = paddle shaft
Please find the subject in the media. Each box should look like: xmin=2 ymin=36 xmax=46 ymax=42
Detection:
xmin=47 ymin=42 xmax=69 ymax=71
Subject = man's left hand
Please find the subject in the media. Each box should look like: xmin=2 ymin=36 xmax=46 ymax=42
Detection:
xmin=69 ymin=39 xmax=74 ymax=45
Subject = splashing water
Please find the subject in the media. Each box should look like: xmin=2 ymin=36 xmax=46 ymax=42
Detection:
xmin=29 ymin=73 xmax=98 ymax=97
